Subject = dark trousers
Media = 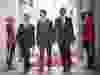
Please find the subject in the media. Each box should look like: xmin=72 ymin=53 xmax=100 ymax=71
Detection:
xmin=7 ymin=47 xmax=15 ymax=66
xmin=57 ymin=40 xmax=72 ymax=72
xmin=7 ymin=35 xmax=16 ymax=69
xmin=38 ymin=40 xmax=52 ymax=72
xmin=83 ymin=40 xmax=95 ymax=68
xmin=24 ymin=48 xmax=31 ymax=73
xmin=17 ymin=38 xmax=31 ymax=73
xmin=17 ymin=38 xmax=25 ymax=58
xmin=7 ymin=47 xmax=15 ymax=70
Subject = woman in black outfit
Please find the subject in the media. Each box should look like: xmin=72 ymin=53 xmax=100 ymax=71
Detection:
xmin=81 ymin=12 xmax=95 ymax=70
xmin=37 ymin=9 xmax=54 ymax=71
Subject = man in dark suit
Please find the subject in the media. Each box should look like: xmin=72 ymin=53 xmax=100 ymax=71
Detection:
xmin=16 ymin=24 xmax=35 ymax=73
xmin=55 ymin=8 xmax=75 ymax=72
xmin=5 ymin=16 xmax=16 ymax=70
xmin=16 ymin=14 xmax=35 ymax=73
xmin=36 ymin=9 xmax=54 ymax=71
xmin=24 ymin=13 xmax=35 ymax=49
xmin=24 ymin=24 xmax=34 ymax=73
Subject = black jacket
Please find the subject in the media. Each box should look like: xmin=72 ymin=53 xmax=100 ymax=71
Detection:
xmin=6 ymin=24 xmax=16 ymax=48
xmin=16 ymin=24 xmax=35 ymax=58
xmin=37 ymin=18 xmax=55 ymax=47
xmin=55 ymin=16 xmax=75 ymax=41
xmin=16 ymin=24 xmax=35 ymax=48
xmin=16 ymin=24 xmax=24 ymax=48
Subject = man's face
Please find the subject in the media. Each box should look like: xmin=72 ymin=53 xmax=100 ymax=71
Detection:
xmin=60 ymin=9 xmax=66 ymax=16
xmin=40 ymin=12 xmax=46 ymax=18
xmin=24 ymin=15 xmax=29 ymax=22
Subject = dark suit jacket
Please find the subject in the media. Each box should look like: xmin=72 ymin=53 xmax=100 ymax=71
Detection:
xmin=16 ymin=24 xmax=24 ymax=46
xmin=6 ymin=24 xmax=16 ymax=48
xmin=16 ymin=24 xmax=35 ymax=48
xmin=37 ymin=18 xmax=54 ymax=47
xmin=55 ymin=16 xmax=75 ymax=41
xmin=24 ymin=24 xmax=34 ymax=48
xmin=16 ymin=24 xmax=35 ymax=57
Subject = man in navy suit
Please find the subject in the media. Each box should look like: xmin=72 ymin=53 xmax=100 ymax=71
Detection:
xmin=5 ymin=16 xmax=16 ymax=70
xmin=54 ymin=8 xmax=75 ymax=72
xmin=16 ymin=14 xmax=35 ymax=73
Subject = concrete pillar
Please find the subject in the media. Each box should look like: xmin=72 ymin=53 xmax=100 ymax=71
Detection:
xmin=94 ymin=0 xmax=100 ymax=65
xmin=18 ymin=0 xmax=24 ymax=24
xmin=71 ymin=0 xmax=82 ymax=65
xmin=72 ymin=0 xmax=80 ymax=36
xmin=80 ymin=0 xmax=95 ymax=12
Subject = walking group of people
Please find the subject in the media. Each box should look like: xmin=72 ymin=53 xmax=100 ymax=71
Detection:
xmin=16 ymin=7 xmax=76 ymax=73
xmin=6 ymin=7 xmax=96 ymax=73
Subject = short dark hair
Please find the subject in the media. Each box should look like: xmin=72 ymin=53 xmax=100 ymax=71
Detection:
xmin=81 ymin=11 xmax=93 ymax=20
xmin=60 ymin=8 xmax=66 ymax=13
xmin=40 ymin=9 xmax=47 ymax=16
xmin=81 ymin=11 xmax=92 ymax=16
